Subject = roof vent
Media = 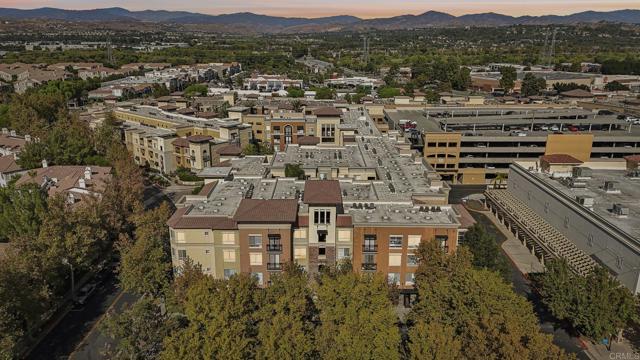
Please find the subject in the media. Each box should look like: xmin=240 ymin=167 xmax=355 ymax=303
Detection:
xmin=576 ymin=195 xmax=594 ymax=208
xmin=612 ymin=203 xmax=629 ymax=217
xmin=604 ymin=181 xmax=620 ymax=194
xmin=572 ymin=166 xmax=592 ymax=179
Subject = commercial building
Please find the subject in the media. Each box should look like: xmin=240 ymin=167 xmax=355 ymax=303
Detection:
xmin=485 ymin=158 xmax=640 ymax=294
xmin=167 ymin=107 xmax=471 ymax=296
xmin=242 ymin=75 xmax=303 ymax=92
xmin=470 ymin=71 xmax=595 ymax=93
xmin=385 ymin=107 xmax=640 ymax=183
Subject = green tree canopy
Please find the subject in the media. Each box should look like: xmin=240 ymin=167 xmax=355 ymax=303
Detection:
xmin=499 ymin=66 xmax=518 ymax=92
xmin=463 ymin=224 xmax=511 ymax=279
xmin=521 ymin=72 xmax=547 ymax=96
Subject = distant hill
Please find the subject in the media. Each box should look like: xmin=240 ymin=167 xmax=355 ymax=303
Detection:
xmin=0 ymin=7 xmax=639 ymax=32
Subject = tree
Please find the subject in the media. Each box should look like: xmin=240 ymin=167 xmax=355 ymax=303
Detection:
xmin=604 ymin=81 xmax=629 ymax=92
xmin=0 ymin=184 xmax=48 ymax=241
xmin=377 ymin=86 xmax=402 ymax=98
xmin=243 ymin=143 xmax=273 ymax=156
xmin=463 ymin=224 xmax=511 ymax=279
xmin=15 ymin=141 xmax=50 ymax=170
xmin=409 ymin=241 xmax=569 ymax=359
xmin=407 ymin=321 xmax=462 ymax=360
xmin=521 ymin=73 xmax=547 ymax=96
xmin=315 ymin=271 xmax=401 ymax=360
xmin=169 ymin=258 xmax=206 ymax=310
xmin=256 ymin=264 xmax=317 ymax=360
xmin=312 ymin=87 xmax=335 ymax=100
xmin=499 ymin=66 xmax=517 ymax=92
xmin=184 ymin=84 xmax=208 ymax=97
xmin=118 ymin=203 xmax=173 ymax=297
xmin=284 ymin=163 xmax=306 ymax=179
xmin=553 ymin=82 xmax=590 ymax=93
xmin=151 ymin=84 xmax=170 ymax=98
xmin=161 ymin=274 xmax=260 ymax=360
xmin=287 ymin=87 xmax=304 ymax=98
xmin=94 ymin=112 xmax=122 ymax=156
xmin=102 ymin=297 xmax=182 ymax=359
xmin=537 ymin=260 xmax=638 ymax=340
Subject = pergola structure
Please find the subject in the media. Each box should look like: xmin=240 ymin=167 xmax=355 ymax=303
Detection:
xmin=485 ymin=189 xmax=597 ymax=276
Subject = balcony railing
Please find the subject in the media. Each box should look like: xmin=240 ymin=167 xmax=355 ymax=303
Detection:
xmin=267 ymin=262 xmax=282 ymax=271
xmin=362 ymin=244 xmax=378 ymax=253
xmin=361 ymin=263 xmax=377 ymax=271
xmin=267 ymin=243 xmax=282 ymax=252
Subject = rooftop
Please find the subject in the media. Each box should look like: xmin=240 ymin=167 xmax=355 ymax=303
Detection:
xmin=303 ymin=180 xmax=342 ymax=205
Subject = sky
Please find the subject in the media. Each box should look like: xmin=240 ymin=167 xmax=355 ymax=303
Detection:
xmin=1 ymin=0 xmax=639 ymax=19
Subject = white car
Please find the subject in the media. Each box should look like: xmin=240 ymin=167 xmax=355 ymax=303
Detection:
xmin=550 ymin=126 xmax=560 ymax=131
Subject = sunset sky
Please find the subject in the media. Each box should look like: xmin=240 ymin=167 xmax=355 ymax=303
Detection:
xmin=0 ymin=0 xmax=638 ymax=18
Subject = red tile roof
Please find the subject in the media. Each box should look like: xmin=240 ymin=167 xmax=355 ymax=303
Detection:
xmin=453 ymin=204 xmax=476 ymax=229
xmin=172 ymin=138 xmax=189 ymax=147
xmin=624 ymin=155 xmax=640 ymax=163
xmin=303 ymin=180 xmax=342 ymax=205
xmin=187 ymin=135 xmax=212 ymax=143
xmin=540 ymin=154 xmax=583 ymax=164
xmin=198 ymin=181 xmax=217 ymax=196
xmin=216 ymin=144 xmax=242 ymax=156
xmin=297 ymin=136 xmax=320 ymax=145
xmin=234 ymin=199 xmax=299 ymax=223
xmin=336 ymin=215 xmax=352 ymax=227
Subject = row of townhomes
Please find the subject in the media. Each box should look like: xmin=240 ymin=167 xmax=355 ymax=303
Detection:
xmin=166 ymin=106 xmax=475 ymax=303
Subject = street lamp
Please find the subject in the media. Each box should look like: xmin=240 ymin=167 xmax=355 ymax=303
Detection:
xmin=62 ymin=258 xmax=75 ymax=296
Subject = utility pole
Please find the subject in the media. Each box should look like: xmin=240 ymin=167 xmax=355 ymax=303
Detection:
xmin=363 ymin=36 xmax=369 ymax=65
xmin=548 ymin=28 xmax=557 ymax=69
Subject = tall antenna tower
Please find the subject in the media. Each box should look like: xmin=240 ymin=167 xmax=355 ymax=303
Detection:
xmin=106 ymin=37 xmax=115 ymax=65
xmin=541 ymin=30 xmax=549 ymax=66
xmin=548 ymin=28 xmax=557 ymax=68
xmin=363 ymin=36 xmax=369 ymax=65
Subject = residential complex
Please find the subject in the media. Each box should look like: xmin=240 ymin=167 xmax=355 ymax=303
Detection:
xmin=485 ymin=156 xmax=640 ymax=294
xmin=115 ymin=105 xmax=252 ymax=173
xmin=167 ymin=108 xmax=473 ymax=297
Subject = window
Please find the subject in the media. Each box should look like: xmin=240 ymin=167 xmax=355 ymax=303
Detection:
xmin=294 ymin=247 xmax=307 ymax=260
xmin=177 ymin=249 xmax=187 ymax=261
xmin=436 ymin=235 xmax=449 ymax=253
xmin=321 ymin=124 xmax=335 ymax=140
xmin=408 ymin=235 xmax=421 ymax=248
xmin=223 ymin=249 xmax=236 ymax=262
xmin=170 ymin=229 xmax=176 ymax=240
xmin=294 ymin=229 xmax=307 ymax=239
xmin=338 ymin=230 xmax=351 ymax=242
xmin=364 ymin=253 xmax=376 ymax=264
xmin=249 ymin=234 xmax=262 ymax=248
xmin=252 ymin=272 xmax=264 ymax=285
xmin=338 ymin=247 xmax=351 ymax=259
xmin=176 ymin=231 xmax=185 ymax=242
xmin=268 ymin=235 xmax=282 ymax=251
xmin=389 ymin=235 xmax=403 ymax=248
xmin=284 ymin=125 xmax=293 ymax=145
xmin=448 ymin=142 xmax=457 ymax=147
xmin=268 ymin=254 xmax=281 ymax=269
xmin=313 ymin=210 xmax=331 ymax=224
xmin=389 ymin=253 xmax=402 ymax=267
xmin=223 ymin=269 xmax=236 ymax=280
xmin=317 ymin=230 xmax=328 ymax=243
xmin=250 ymin=252 xmax=263 ymax=266
xmin=407 ymin=254 xmax=418 ymax=266
xmin=204 ymin=231 xmax=209 ymax=237
xmin=222 ymin=232 xmax=236 ymax=245
xmin=405 ymin=273 xmax=415 ymax=286
xmin=387 ymin=273 xmax=400 ymax=285
xmin=363 ymin=234 xmax=377 ymax=252
xmin=205 ymin=249 xmax=211 ymax=254
xmin=319 ymin=247 xmax=326 ymax=256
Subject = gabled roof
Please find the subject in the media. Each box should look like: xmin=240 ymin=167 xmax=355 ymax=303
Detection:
xmin=0 ymin=155 xmax=21 ymax=173
xmin=303 ymin=180 xmax=342 ymax=205
xmin=560 ymin=89 xmax=593 ymax=98
xmin=233 ymin=199 xmax=298 ymax=223
xmin=216 ymin=144 xmax=242 ymax=156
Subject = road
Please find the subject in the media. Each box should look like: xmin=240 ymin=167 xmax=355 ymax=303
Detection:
xmin=26 ymin=183 xmax=195 ymax=359
xmin=448 ymin=184 xmax=487 ymax=204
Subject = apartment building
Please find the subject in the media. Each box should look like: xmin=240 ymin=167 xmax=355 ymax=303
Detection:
xmin=167 ymin=107 xmax=470 ymax=297
xmin=116 ymin=105 xmax=252 ymax=173
xmin=385 ymin=107 xmax=640 ymax=183
xmin=485 ymin=158 xmax=640 ymax=294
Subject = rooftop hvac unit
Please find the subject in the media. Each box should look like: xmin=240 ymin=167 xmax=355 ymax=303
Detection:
xmin=604 ymin=181 xmax=620 ymax=193
xmin=572 ymin=166 xmax=592 ymax=179
xmin=576 ymin=195 xmax=594 ymax=208
xmin=612 ymin=203 xmax=630 ymax=217
xmin=568 ymin=178 xmax=587 ymax=188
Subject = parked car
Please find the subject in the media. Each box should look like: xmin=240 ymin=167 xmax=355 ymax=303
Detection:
xmin=550 ymin=125 xmax=560 ymax=131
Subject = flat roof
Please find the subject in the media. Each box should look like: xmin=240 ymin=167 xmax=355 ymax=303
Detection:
xmin=530 ymin=169 xmax=640 ymax=240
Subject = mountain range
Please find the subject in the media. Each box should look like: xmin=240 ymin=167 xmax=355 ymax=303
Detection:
xmin=0 ymin=7 xmax=639 ymax=32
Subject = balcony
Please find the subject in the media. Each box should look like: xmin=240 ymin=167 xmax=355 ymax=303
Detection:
xmin=361 ymin=263 xmax=377 ymax=271
xmin=267 ymin=262 xmax=282 ymax=271
xmin=362 ymin=244 xmax=378 ymax=253
xmin=267 ymin=243 xmax=283 ymax=252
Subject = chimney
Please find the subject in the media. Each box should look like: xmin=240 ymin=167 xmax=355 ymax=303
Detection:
xmin=78 ymin=178 xmax=86 ymax=188
xmin=84 ymin=167 xmax=92 ymax=180
xmin=9 ymin=130 xmax=16 ymax=137
xmin=24 ymin=134 xmax=31 ymax=142
xmin=41 ymin=159 xmax=48 ymax=168
xmin=1 ymin=128 xmax=7 ymax=135
xmin=13 ymin=153 xmax=18 ymax=161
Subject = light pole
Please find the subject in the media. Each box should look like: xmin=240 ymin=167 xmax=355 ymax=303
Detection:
xmin=62 ymin=258 xmax=75 ymax=296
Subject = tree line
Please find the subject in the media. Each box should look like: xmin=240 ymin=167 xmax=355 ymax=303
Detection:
xmin=102 ymin=237 xmax=573 ymax=359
